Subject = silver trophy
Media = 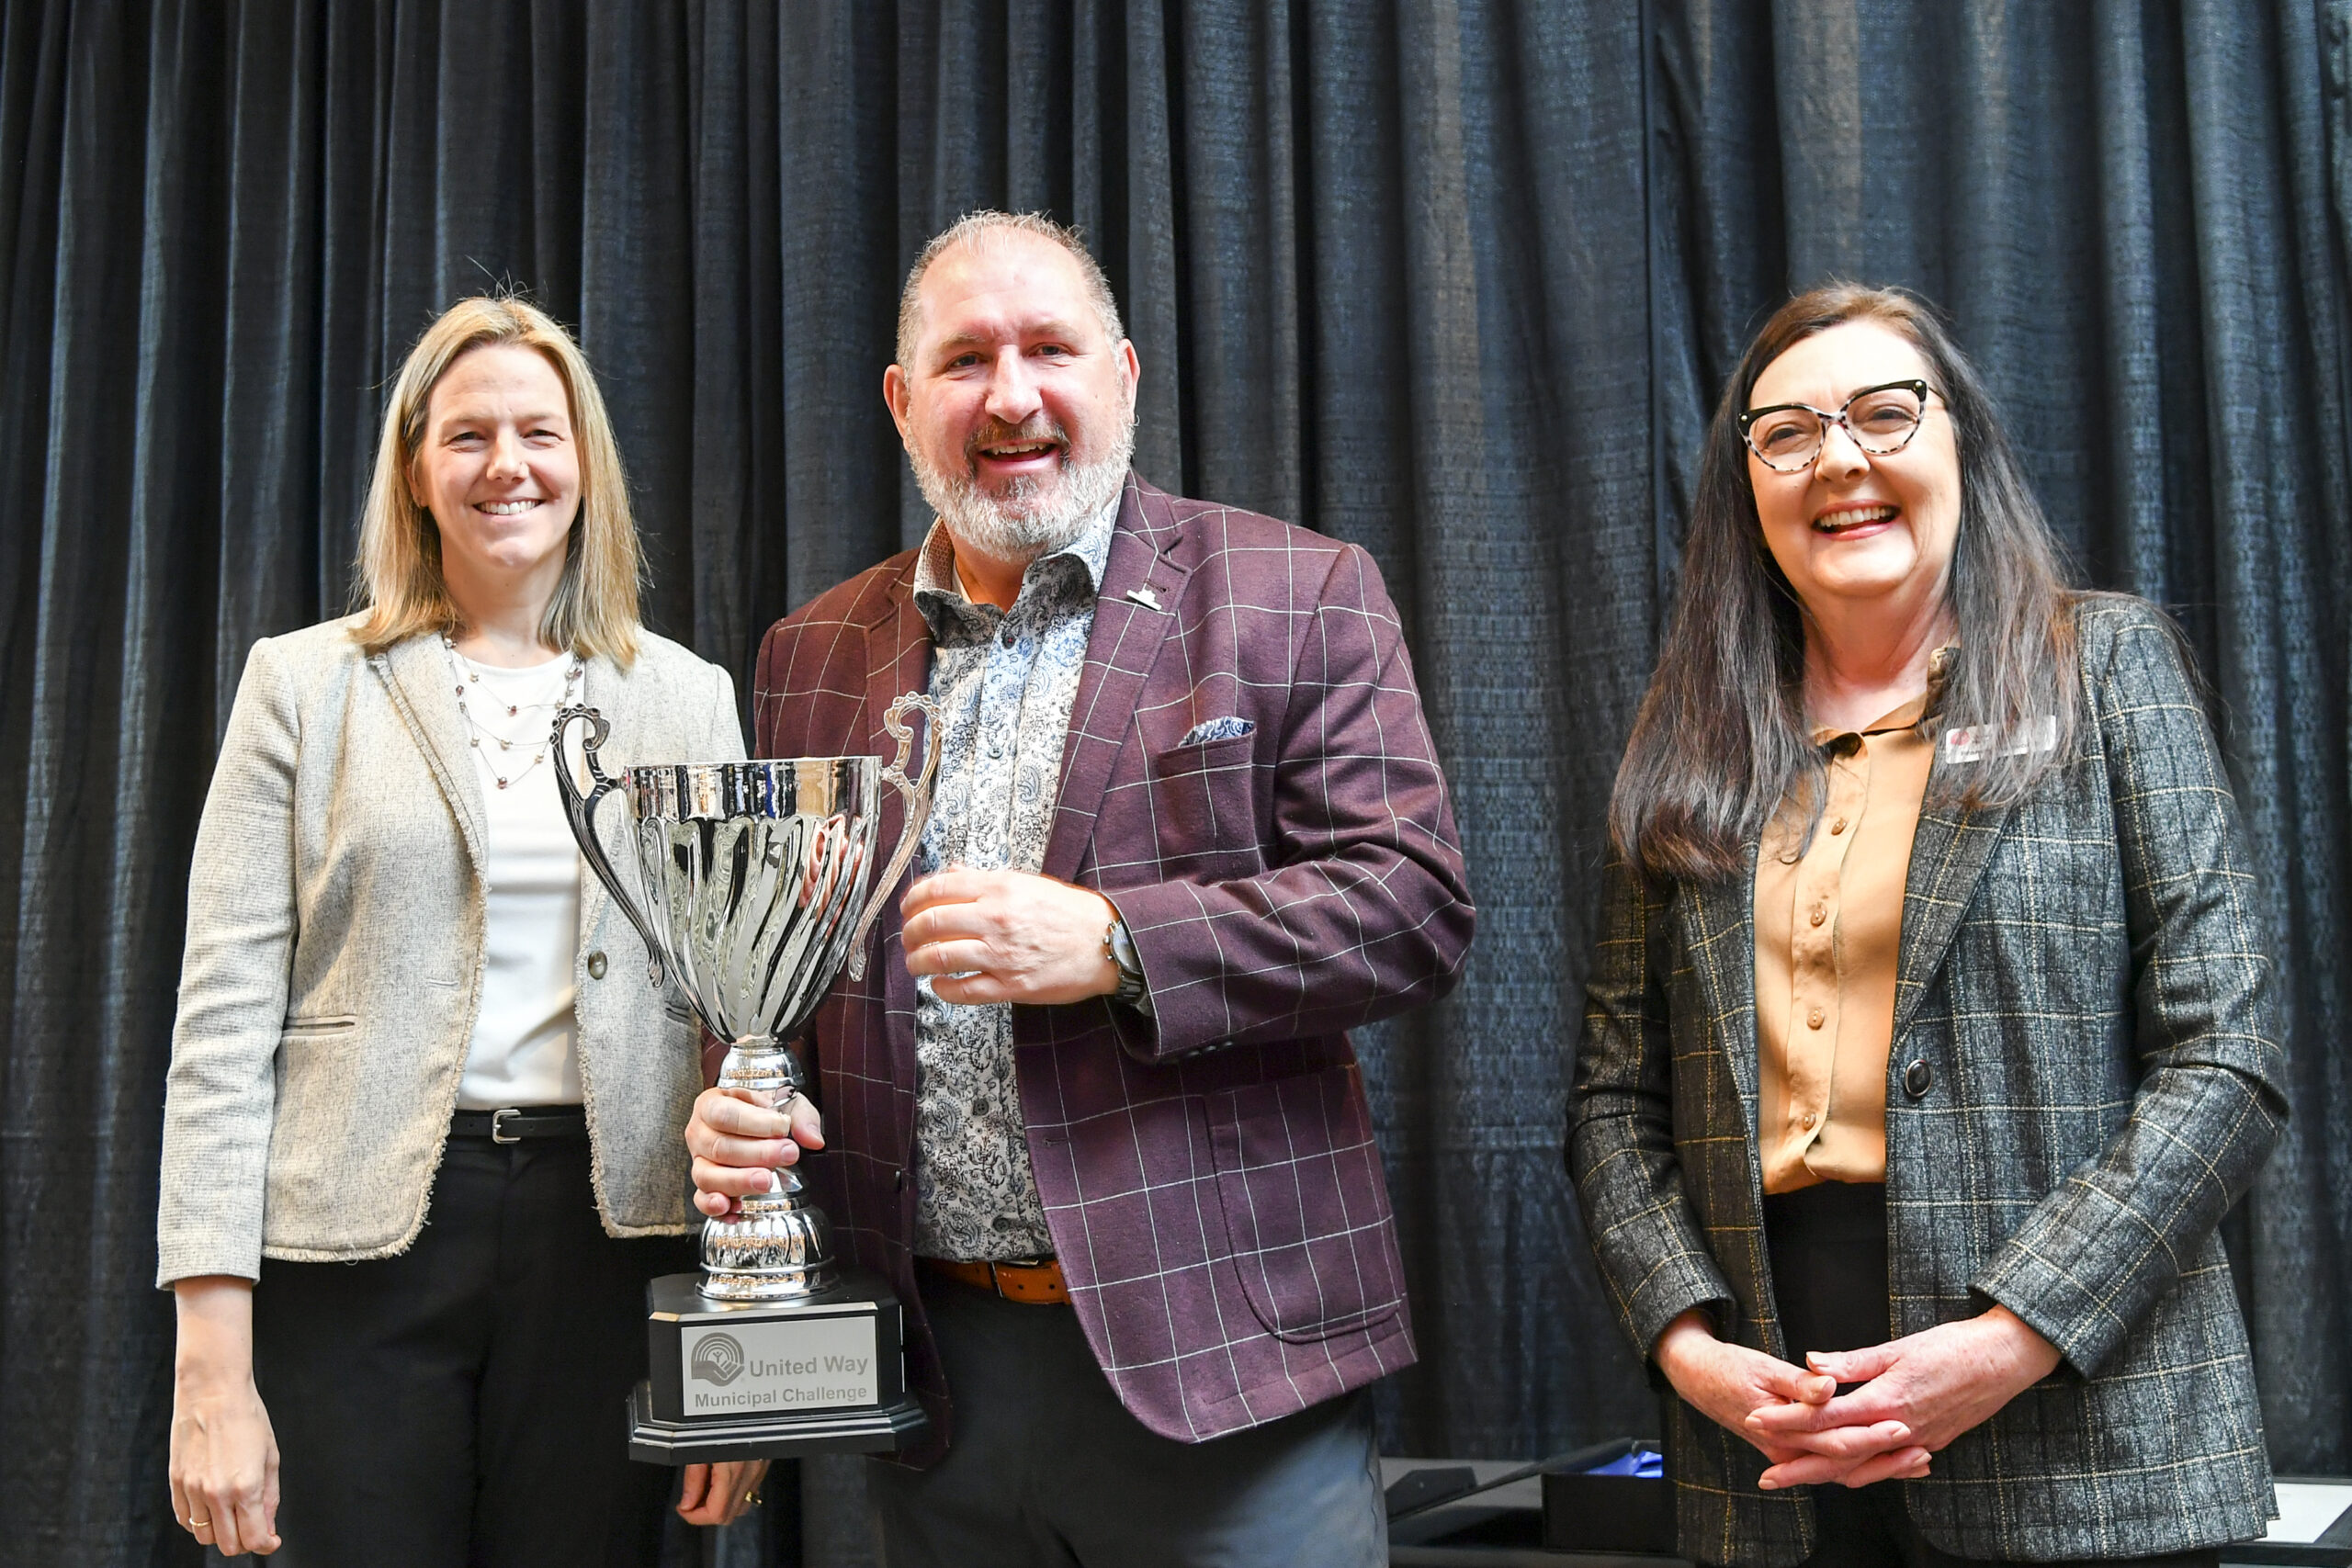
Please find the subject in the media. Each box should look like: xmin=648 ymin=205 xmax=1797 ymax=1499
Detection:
xmin=553 ymin=694 xmax=941 ymax=1460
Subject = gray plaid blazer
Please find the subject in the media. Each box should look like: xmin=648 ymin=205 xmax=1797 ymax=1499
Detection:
xmin=752 ymin=475 xmax=1475 ymax=1463
xmin=1569 ymin=595 xmax=2285 ymax=1565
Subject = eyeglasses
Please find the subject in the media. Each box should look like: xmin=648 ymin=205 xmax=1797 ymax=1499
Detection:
xmin=1737 ymin=379 xmax=1935 ymax=472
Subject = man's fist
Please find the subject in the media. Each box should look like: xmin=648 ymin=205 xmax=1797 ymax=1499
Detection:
xmin=686 ymin=1086 xmax=828 ymax=1219
xmin=900 ymin=868 xmax=1122 ymax=1006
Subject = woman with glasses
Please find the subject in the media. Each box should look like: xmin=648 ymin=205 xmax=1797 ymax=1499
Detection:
xmin=1569 ymin=284 xmax=2283 ymax=1566
xmin=157 ymin=296 xmax=776 ymax=1562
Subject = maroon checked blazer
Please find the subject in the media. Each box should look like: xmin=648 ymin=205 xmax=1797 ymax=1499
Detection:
xmin=752 ymin=475 xmax=1476 ymax=1459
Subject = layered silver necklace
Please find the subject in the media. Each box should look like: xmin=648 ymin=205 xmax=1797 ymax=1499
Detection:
xmin=440 ymin=631 xmax=585 ymax=791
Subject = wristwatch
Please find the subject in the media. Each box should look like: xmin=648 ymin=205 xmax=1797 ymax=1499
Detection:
xmin=1103 ymin=911 xmax=1148 ymax=1008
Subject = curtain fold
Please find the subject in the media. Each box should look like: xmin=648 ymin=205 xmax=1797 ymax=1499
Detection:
xmin=0 ymin=4 xmax=2346 ymax=1562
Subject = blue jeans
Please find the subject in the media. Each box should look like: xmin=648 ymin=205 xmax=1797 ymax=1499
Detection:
xmin=866 ymin=1273 xmax=1386 ymax=1568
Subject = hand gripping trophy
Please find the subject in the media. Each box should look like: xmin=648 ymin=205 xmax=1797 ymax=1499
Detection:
xmin=554 ymin=694 xmax=941 ymax=1463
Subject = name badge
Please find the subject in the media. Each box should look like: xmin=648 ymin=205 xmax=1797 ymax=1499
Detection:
xmin=1941 ymin=716 xmax=2057 ymax=765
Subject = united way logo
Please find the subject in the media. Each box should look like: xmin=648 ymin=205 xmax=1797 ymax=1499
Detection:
xmin=690 ymin=1332 xmax=746 ymax=1387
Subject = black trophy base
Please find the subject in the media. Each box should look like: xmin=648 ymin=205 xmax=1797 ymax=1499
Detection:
xmin=628 ymin=1380 xmax=930 ymax=1464
xmin=630 ymin=1266 xmax=930 ymax=1465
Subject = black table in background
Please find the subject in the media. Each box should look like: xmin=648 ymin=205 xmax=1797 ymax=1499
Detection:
xmin=1379 ymin=1460 xmax=2352 ymax=1568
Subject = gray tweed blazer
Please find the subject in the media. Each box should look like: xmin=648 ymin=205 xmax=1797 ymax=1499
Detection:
xmin=157 ymin=618 xmax=743 ymax=1285
xmin=1569 ymin=595 xmax=2286 ymax=1565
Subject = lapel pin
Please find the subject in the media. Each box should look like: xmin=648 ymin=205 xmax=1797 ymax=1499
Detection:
xmin=1126 ymin=585 xmax=1162 ymax=611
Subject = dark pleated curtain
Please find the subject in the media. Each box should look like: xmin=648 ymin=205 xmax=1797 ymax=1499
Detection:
xmin=1645 ymin=0 xmax=2352 ymax=1482
xmin=1 ymin=3 xmax=2346 ymax=1563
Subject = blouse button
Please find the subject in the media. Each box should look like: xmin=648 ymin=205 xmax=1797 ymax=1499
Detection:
xmin=586 ymin=951 xmax=607 ymax=980
xmin=1810 ymin=904 xmax=1826 ymax=927
xmin=1830 ymin=817 xmax=1849 ymax=835
xmin=1806 ymin=1006 xmax=1826 ymax=1030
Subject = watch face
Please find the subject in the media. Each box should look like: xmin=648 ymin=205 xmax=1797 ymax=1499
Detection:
xmin=1103 ymin=912 xmax=1148 ymax=1006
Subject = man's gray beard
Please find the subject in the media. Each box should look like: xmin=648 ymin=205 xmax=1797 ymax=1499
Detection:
xmin=912 ymin=431 xmax=1134 ymax=567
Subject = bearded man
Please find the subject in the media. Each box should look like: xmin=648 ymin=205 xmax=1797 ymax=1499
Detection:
xmin=686 ymin=210 xmax=1475 ymax=1567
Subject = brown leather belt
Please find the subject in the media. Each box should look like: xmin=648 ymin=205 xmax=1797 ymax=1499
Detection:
xmin=920 ymin=1256 xmax=1069 ymax=1305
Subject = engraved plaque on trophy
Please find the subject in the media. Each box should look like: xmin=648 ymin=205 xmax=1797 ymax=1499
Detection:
xmin=554 ymin=695 xmax=941 ymax=1463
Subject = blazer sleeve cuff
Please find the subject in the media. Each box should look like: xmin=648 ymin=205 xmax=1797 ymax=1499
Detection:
xmin=155 ymin=1236 xmax=263 ymax=1291
xmin=155 ymin=1121 xmax=272 ymax=1291
xmin=1970 ymin=1219 xmax=2134 ymax=1377
xmin=1633 ymin=1280 xmax=1738 ymax=1367
xmin=1086 ymin=878 xmax=1224 ymax=1059
xmin=1578 ymin=1170 xmax=1743 ymax=1359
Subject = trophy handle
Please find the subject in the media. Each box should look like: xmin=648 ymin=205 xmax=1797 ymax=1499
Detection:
xmin=552 ymin=705 xmax=668 ymax=988
xmin=842 ymin=692 xmax=944 ymax=982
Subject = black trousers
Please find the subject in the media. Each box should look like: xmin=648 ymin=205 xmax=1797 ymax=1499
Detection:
xmin=1764 ymin=1181 xmax=2218 ymax=1568
xmin=250 ymin=1134 xmax=696 ymax=1567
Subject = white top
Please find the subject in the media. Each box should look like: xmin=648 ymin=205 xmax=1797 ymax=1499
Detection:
xmin=451 ymin=649 xmax=585 ymax=1109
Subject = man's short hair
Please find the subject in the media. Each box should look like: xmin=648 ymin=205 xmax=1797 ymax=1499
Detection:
xmin=895 ymin=210 xmax=1126 ymax=369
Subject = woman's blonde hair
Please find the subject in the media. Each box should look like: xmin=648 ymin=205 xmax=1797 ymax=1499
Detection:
xmin=353 ymin=294 xmax=641 ymax=664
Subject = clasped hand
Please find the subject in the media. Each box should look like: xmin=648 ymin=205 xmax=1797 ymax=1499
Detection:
xmin=1655 ymin=1305 xmax=2060 ymax=1491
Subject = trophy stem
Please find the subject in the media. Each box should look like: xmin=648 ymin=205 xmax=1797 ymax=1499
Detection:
xmin=700 ymin=1040 xmax=840 ymax=1302
xmin=716 ymin=1038 xmax=799 ymax=1101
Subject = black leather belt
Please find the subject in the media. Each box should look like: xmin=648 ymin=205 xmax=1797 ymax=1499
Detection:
xmin=448 ymin=1105 xmax=589 ymax=1144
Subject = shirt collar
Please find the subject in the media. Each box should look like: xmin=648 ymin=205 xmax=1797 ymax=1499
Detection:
xmin=1807 ymin=644 xmax=1955 ymax=747
xmin=911 ymin=490 xmax=1121 ymax=637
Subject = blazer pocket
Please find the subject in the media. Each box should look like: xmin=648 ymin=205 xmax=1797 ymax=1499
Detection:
xmin=278 ymin=1014 xmax=359 ymax=1043
xmin=1146 ymin=731 xmax=1265 ymax=873
xmin=1205 ymin=1063 xmax=1406 ymax=1343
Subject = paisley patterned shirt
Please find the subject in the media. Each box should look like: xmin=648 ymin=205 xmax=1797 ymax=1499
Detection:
xmin=907 ymin=499 xmax=1116 ymax=1260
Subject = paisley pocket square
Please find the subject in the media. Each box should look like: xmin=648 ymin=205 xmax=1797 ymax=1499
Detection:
xmin=1178 ymin=716 xmax=1255 ymax=746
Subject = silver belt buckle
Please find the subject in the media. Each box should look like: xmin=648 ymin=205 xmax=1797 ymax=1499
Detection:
xmin=490 ymin=1107 xmax=523 ymax=1145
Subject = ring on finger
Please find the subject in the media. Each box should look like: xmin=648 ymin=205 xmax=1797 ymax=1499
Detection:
xmin=188 ymin=1517 xmax=211 ymax=1531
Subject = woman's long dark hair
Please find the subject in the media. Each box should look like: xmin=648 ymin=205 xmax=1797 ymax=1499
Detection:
xmin=1610 ymin=285 xmax=2079 ymax=883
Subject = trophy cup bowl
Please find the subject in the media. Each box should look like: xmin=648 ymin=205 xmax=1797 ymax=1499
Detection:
xmin=554 ymin=694 xmax=941 ymax=1462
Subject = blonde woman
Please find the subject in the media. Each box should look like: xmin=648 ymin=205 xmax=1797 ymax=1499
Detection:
xmin=159 ymin=297 xmax=769 ymax=1562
